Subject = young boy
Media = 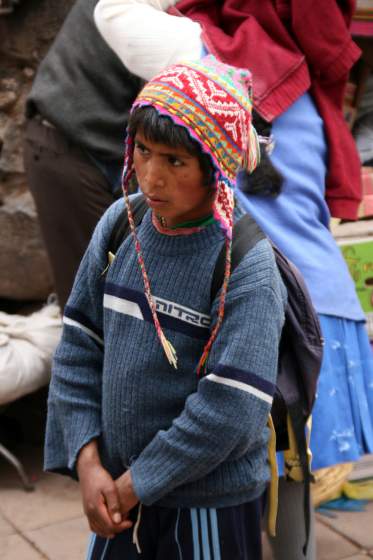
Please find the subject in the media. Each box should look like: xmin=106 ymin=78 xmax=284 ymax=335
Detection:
xmin=44 ymin=55 xmax=287 ymax=559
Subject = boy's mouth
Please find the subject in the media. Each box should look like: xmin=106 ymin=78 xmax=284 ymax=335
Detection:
xmin=146 ymin=196 xmax=168 ymax=208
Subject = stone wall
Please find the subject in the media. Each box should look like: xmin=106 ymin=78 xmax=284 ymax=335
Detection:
xmin=0 ymin=0 xmax=74 ymax=301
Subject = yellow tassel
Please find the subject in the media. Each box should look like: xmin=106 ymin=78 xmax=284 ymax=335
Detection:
xmin=284 ymin=415 xmax=313 ymax=482
xmin=160 ymin=332 xmax=178 ymax=369
xmin=101 ymin=251 xmax=116 ymax=277
xmin=267 ymin=414 xmax=279 ymax=537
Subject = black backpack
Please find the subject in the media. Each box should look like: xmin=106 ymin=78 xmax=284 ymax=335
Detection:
xmin=105 ymin=194 xmax=324 ymax=554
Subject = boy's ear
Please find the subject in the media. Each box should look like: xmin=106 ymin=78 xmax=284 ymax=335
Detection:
xmin=240 ymin=110 xmax=283 ymax=197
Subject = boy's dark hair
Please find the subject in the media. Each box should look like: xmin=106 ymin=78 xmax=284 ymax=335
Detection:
xmin=128 ymin=106 xmax=215 ymax=188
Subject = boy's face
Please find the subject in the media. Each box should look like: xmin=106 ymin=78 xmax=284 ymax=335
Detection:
xmin=133 ymin=131 xmax=214 ymax=227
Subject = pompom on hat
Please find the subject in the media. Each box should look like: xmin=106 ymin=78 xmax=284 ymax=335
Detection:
xmin=122 ymin=54 xmax=260 ymax=372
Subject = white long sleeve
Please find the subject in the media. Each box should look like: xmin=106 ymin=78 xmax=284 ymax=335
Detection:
xmin=94 ymin=0 xmax=203 ymax=81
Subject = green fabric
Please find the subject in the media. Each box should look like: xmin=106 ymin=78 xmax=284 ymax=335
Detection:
xmin=171 ymin=214 xmax=215 ymax=229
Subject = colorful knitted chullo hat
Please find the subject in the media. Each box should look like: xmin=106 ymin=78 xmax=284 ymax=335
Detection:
xmin=122 ymin=54 xmax=260 ymax=373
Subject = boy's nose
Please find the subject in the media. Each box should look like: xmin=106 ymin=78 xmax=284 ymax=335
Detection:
xmin=145 ymin=162 xmax=165 ymax=189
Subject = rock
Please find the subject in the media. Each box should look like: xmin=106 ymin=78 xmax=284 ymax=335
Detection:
xmin=1 ymin=77 xmax=20 ymax=93
xmin=22 ymin=67 xmax=35 ymax=79
xmin=0 ymin=112 xmax=9 ymax=142
xmin=0 ymin=91 xmax=17 ymax=111
xmin=0 ymin=0 xmax=75 ymax=64
xmin=0 ymin=190 xmax=53 ymax=300
xmin=0 ymin=114 xmax=25 ymax=175
xmin=0 ymin=0 xmax=75 ymax=302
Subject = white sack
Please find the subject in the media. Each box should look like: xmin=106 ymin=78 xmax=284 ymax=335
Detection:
xmin=0 ymin=303 xmax=62 ymax=405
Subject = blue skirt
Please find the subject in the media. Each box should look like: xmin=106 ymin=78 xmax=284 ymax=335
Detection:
xmin=277 ymin=314 xmax=373 ymax=474
xmin=309 ymin=314 xmax=373 ymax=470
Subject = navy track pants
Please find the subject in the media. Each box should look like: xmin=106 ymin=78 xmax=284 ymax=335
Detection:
xmin=87 ymin=498 xmax=263 ymax=560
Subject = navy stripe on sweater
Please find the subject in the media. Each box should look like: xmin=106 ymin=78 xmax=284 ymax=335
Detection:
xmin=64 ymin=306 xmax=104 ymax=345
xmin=104 ymin=283 xmax=210 ymax=340
xmin=205 ymin=364 xmax=275 ymax=404
xmin=214 ymin=364 xmax=275 ymax=396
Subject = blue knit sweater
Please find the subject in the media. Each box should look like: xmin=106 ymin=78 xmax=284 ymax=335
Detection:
xmin=44 ymin=197 xmax=287 ymax=508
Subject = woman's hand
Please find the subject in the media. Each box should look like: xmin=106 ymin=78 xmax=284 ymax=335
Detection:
xmin=77 ymin=441 xmax=133 ymax=538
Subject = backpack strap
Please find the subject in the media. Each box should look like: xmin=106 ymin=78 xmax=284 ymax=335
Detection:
xmin=107 ymin=194 xmax=148 ymax=256
xmin=211 ymin=213 xmax=266 ymax=301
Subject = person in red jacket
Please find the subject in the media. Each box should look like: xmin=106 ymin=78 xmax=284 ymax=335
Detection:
xmin=172 ymin=0 xmax=362 ymax=220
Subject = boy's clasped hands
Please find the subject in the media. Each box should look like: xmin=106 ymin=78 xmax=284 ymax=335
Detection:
xmin=77 ymin=440 xmax=139 ymax=538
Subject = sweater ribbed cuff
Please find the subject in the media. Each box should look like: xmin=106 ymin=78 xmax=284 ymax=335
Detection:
xmin=66 ymin=411 xmax=102 ymax=473
xmin=130 ymin=440 xmax=180 ymax=505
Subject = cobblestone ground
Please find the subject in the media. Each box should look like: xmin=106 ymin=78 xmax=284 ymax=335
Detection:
xmin=0 ymin=444 xmax=372 ymax=560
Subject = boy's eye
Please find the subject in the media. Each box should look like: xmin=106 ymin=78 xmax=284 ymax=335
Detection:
xmin=168 ymin=156 xmax=184 ymax=167
xmin=135 ymin=142 xmax=149 ymax=155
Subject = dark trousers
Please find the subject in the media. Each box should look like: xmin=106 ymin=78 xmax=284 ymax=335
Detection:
xmin=87 ymin=499 xmax=263 ymax=560
xmin=23 ymin=118 xmax=119 ymax=309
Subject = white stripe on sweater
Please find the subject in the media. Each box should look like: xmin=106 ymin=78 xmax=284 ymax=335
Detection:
xmin=206 ymin=373 xmax=273 ymax=405
xmin=63 ymin=317 xmax=104 ymax=346
xmin=103 ymin=294 xmax=144 ymax=320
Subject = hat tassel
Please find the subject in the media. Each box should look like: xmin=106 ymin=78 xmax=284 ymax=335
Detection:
xmin=160 ymin=331 xmax=178 ymax=369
